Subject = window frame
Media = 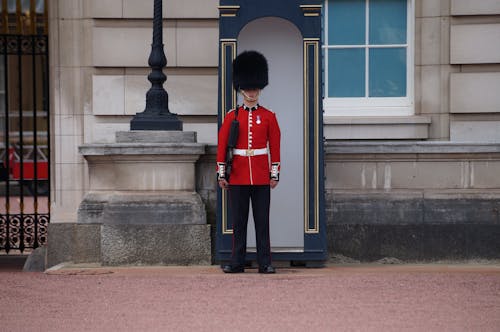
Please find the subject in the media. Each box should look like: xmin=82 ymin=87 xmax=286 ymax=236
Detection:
xmin=323 ymin=0 xmax=415 ymax=116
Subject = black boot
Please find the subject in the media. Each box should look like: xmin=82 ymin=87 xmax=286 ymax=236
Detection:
xmin=222 ymin=265 xmax=245 ymax=273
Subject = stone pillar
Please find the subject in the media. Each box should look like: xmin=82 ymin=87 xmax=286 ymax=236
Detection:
xmin=76 ymin=131 xmax=211 ymax=266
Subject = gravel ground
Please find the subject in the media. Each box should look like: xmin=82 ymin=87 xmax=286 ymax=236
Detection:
xmin=1 ymin=263 xmax=499 ymax=332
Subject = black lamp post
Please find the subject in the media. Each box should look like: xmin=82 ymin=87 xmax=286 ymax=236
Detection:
xmin=130 ymin=0 xmax=182 ymax=130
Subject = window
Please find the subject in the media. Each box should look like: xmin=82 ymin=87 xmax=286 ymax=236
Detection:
xmin=323 ymin=0 xmax=414 ymax=116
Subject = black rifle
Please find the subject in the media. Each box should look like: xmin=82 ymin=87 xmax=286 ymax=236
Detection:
xmin=225 ymin=108 xmax=239 ymax=180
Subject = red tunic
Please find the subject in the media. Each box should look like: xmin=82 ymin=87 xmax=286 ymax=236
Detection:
xmin=217 ymin=105 xmax=281 ymax=185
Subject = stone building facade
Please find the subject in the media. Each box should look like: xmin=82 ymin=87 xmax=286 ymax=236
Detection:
xmin=45 ymin=0 xmax=500 ymax=266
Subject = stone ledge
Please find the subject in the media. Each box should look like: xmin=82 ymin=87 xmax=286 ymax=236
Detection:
xmin=331 ymin=189 xmax=500 ymax=200
xmin=79 ymin=142 xmax=205 ymax=156
xmin=78 ymin=191 xmax=207 ymax=225
xmin=327 ymin=190 xmax=500 ymax=225
xmin=116 ymin=131 xmax=197 ymax=143
xmin=326 ymin=141 xmax=500 ymax=154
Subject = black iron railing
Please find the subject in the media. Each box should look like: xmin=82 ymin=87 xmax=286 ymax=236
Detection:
xmin=0 ymin=33 xmax=49 ymax=253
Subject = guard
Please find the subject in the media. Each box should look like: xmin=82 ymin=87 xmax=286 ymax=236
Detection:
xmin=217 ymin=51 xmax=281 ymax=274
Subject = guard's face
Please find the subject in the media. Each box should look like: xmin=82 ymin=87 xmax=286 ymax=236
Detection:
xmin=241 ymin=89 xmax=260 ymax=100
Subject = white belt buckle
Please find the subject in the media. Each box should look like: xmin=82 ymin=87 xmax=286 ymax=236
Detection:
xmin=246 ymin=149 xmax=254 ymax=156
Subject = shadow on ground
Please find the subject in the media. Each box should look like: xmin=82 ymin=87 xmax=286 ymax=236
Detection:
xmin=0 ymin=255 xmax=27 ymax=272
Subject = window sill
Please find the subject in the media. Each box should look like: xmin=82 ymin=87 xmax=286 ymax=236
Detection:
xmin=324 ymin=116 xmax=431 ymax=140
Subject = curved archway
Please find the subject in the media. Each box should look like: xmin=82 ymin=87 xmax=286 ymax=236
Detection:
xmin=238 ymin=17 xmax=304 ymax=251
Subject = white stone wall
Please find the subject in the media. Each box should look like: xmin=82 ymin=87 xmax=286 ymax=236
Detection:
xmin=89 ymin=1 xmax=219 ymax=144
xmin=50 ymin=0 xmax=91 ymax=223
xmin=449 ymin=0 xmax=500 ymax=141
xmin=50 ymin=0 xmax=219 ymax=223
xmin=413 ymin=0 xmax=456 ymax=141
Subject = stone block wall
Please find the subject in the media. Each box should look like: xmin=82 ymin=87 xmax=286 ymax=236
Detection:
xmin=449 ymin=0 xmax=500 ymax=141
xmin=198 ymin=142 xmax=500 ymax=262
xmin=88 ymin=0 xmax=219 ymax=144
xmin=325 ymin=141 xmax=500 ymax=261
xmin=50 ymin=0 xmax=220 ymax=227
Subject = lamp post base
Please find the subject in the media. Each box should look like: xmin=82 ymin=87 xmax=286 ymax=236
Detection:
xmin=130 ymin=112 xmax=183 ymax=131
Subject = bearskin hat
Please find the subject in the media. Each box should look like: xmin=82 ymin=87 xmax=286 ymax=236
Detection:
xmin=232 ymin=50 xmax=268 ymax=91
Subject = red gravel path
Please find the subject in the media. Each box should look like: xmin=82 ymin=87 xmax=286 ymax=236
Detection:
xmin=1 ymin=264 xmax=500 ymax=332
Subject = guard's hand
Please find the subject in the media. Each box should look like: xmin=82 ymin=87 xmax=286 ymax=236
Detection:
xmin=270 ymin=180 xmax=279 ymax=189
xmin=218 ymin=179 xmax=229 ymax=190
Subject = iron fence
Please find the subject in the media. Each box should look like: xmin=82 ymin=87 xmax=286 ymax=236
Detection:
xmin=0 ymin=33 xmax=49 ymax=253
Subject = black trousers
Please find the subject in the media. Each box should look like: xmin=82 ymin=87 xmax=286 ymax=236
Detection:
xmin=229 ymin=185 xmax=271 ymax=268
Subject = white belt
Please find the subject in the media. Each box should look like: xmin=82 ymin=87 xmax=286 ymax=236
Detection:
xmin=233 ymin=148 xmax=268 ymax=156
